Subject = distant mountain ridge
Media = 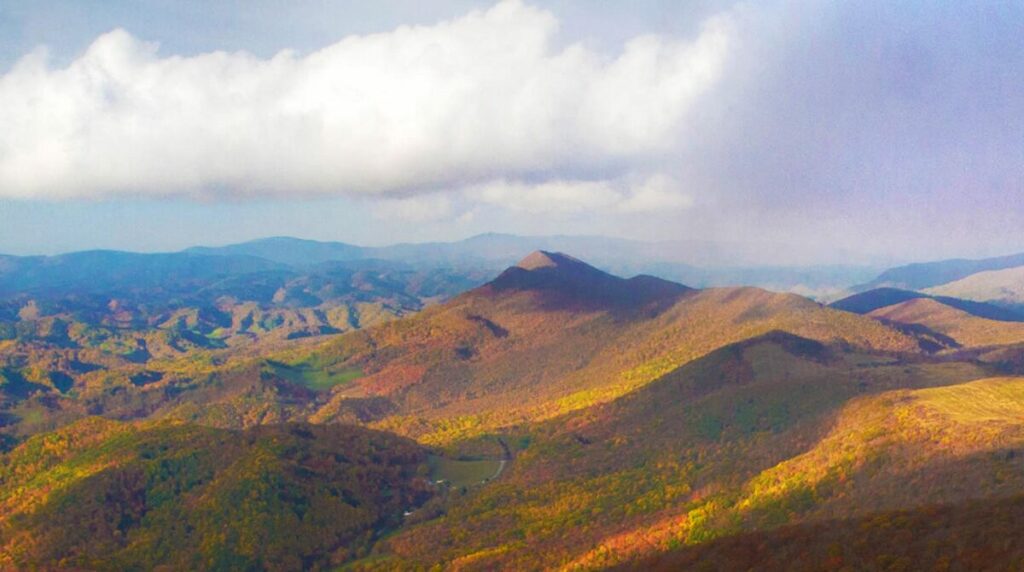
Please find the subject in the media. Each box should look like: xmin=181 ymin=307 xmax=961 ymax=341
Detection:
xmin=2 ymin=233 xmax=885 ymax=297
xmin=925 ymin=266 xmax=1024 ymax=309
xmin=189 ymin=233 xmax=881 ymax=295
xmin=0 ymin=250 xmax=284 ymax=297
xmin=187 ymin=233 xmax=711 ymax=268
xmin=831 ymin=287 xmax=1024 ymax=322
xmin=854 ymin=251 xmax=1024 ymax=292
xmin=186 ymin=236 xmax=365 ymax=266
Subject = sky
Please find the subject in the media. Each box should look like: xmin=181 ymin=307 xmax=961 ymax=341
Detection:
xmin=0 ymin=0 xmax=1022 ymax=264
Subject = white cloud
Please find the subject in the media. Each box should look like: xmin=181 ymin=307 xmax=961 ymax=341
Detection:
xmin=0 ymin=0 xmax=733 ymax=200
xmin=471 ymin=179 xmax=620 ymax=213
xmin=616 ymin=173 xmax=693 ymax=212
xmin=466 ymin=174 xmax=692 ymax=215
xmin=373 ymin=194 xmax=453 ymax=222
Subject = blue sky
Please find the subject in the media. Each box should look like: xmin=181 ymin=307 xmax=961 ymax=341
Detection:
xmin=1 ymin=1 xmax=1022 ymax=263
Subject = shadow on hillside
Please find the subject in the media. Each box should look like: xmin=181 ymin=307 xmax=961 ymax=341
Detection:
xmin=628 ymin=489 xmax=1024 ymax=571
xmin=524 ymin=333 xmax=1005 ymax=511
xmin=519 ymin=331 xmax=856 ymax=485
xmin=7 ymin=422 xmax=429 ymax=570
xmin=477 ymin=265 xmax=694 ymax=318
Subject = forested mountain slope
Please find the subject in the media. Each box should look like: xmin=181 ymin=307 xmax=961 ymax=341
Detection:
xmin=0 ymin=419 xmax=429 ymax=570
xmin=5 ymin=251 xmax=1024 ymax=570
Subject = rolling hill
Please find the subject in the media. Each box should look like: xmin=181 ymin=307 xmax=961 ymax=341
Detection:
xmin=8 ymin=319 xmax=1014 ymax=570
xmin=631 ymin=377 xmax=1024 ymax=571
xmin=925 ymin=265 xmax=1024 ymax=309
xmin=5 ymin=249 xmax=1024 ymax=570
xmin=0 ymin=254 xmax=490 ymax=418
xmin=0 ymin=250 xmax=922 ymax=448
xmin=0 ymin=418 xmax=430 ymax=570
xmin=353 ymin=336 xmax=1001 ymax=570
xmin=868 ymin=297 xmax=1024 ymax=348
xmin=830 ymin=287 xmax=1024 ymax=321
xmin=291 ymin=251 xmax=922 ymax=444
xmin=631 ymin=492 xmax=1024 ymax=571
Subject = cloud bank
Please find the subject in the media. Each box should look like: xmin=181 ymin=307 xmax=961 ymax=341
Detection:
xmin=469 ymin=174 xmax=691 ymax=214
xmin=0 ymin=0 xmax=730 ymax=208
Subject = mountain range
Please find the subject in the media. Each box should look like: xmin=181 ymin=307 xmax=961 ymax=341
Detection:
xmin=851 ymin=250 xmax=1024 ymax=295
xmin=181 ymin=233 xmax=887 ymax=295
xmin=3 ymin=240 xmax=1024 ymax=569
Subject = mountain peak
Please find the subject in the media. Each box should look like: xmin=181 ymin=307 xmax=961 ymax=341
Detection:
xmin=481 ymin=251 xmax=690 ymax=312
xmin=515 ymin=250 xmax=588 ymax=271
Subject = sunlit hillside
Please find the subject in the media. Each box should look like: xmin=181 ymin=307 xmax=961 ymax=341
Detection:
xmin=925 ymin=265 xmax=1024 ymax=309
xmin=870 ymin=297 xmax=1024 ymax=348
xmin=350 ymin=336 xmax=1003 ymax=570
xmin=298 ymin=253 xmax=922 ymax=443
xmin=2 ymin=252 xmax=1024 ymax=570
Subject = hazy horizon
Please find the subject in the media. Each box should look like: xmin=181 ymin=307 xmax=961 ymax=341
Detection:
xmin=2 ymin=1 xmax=1023 ymax=263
